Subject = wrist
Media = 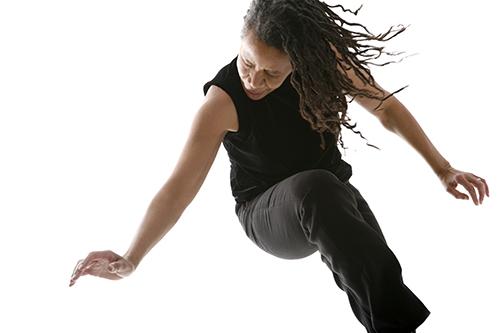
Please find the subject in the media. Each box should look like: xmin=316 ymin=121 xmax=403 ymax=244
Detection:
xmin=434 ymin=161 xmax=452 ymax=178
xmin=123 ymin=251 xmax=140 ymax=270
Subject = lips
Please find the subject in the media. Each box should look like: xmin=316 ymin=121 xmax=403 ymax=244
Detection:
xmin=248 ymin=89 xmax=265 ymax=95
xmin=245 ymin=88 xmax=266 ymax=98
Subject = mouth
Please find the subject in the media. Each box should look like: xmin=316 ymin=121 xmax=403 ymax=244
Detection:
xmin=245 ymin=88 xmax=267 ymax=99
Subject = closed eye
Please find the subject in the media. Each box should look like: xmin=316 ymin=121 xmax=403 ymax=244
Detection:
xmin=242 ymin=57 xmax=280 ymax=77
xmin=243 ymin=60 xmax=254 ymax=68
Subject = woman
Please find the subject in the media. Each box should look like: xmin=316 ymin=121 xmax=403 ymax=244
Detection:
xmin=69 ymin=1 xmax=489 ymax=332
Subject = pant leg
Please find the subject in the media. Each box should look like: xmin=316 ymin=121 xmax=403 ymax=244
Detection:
xmin=235 ymin=169 xmax=430 ymax=333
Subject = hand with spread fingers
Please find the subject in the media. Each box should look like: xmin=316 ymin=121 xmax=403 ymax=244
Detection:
xmin=437 ymin=165 xmax=490 ymax=205
xmin=69 ymin=250 xmax=136 ymax=287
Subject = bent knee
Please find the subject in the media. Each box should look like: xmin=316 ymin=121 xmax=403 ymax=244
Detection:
xmin=289 ymin=169 xmax=352 ymax=202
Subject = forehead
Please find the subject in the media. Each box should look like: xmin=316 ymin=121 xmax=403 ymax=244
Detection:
xmin=240 ymin=30 xmax=291 ymax=71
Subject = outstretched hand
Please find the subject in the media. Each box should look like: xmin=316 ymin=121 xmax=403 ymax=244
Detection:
xmin=437 ymin=165 xmax=490 ymax=205
xmin=69 ymin=250 xmax=135 ymax=287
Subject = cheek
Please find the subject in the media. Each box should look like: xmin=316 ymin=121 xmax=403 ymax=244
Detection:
xmin=237 ymin=62 xmax=249 ymax=78
xmin=268 ymin=77 xmax=286 ymax=89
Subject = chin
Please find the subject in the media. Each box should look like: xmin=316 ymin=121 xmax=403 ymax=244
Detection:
xmin=246 ymin=92 xmax=266 ymax=100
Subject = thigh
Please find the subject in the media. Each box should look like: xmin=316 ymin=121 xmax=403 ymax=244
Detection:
xmin=235 ymin=171 xmax=319 ymax=260
xmin=235 ymin=170 xmax=388 ymax=259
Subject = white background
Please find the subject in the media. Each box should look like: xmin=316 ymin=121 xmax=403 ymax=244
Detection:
xmin=0 ymin=1 xmax=498 ymax=332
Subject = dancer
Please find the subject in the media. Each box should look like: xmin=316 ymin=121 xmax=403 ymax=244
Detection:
xmin=70 ymin=1 xmax=489 ymax=332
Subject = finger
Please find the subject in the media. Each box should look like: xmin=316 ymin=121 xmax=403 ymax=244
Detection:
xmin=71 ymin=259 xmax=84 ymax=278
xmin=447 ymin=186 xmax=469 ymax=200
xmin=70 ymin=259 xmax=91 ymax=286
xmin=73 ymin=251 xmax=111 ymax=278
xmin=70 ymin=257 xmax=101 ymax=285
xmin=106 ymin=263 xmax=126 ymax=279
xmin=107 ymin=262 xmax=118 ymax=273
xmin=84 ymin=259 xmax=125 ymax=280
xmin=83 ymin=259 xmax=110 ymax=278
xmin=469 ymin=176 xmax=486 ymax=204
xmin=107 ymin=260 xmax=127 ymax=273
xmin=70 ymin=260 xmax=85 ymax=286
xmin=70 ymin=263 xmax=92 ymax=286
xmin=70 ymin=251 xmax=123 ymax=286
xmin=456 ymin=176 xmax=479 ymax=205
xmin=71 ymin=253 xmax=96 ymax=281
xmin=107 ymin=261 xmax=127 ymax=277
xmin=480 ymin=178 xmax=490 ymax=197
xmin=471 ymin=174 xmax=490 ymax=198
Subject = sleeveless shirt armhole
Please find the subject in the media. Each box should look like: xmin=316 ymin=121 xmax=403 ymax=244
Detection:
xmin=203 ymin=81 xmax=249 ymax=139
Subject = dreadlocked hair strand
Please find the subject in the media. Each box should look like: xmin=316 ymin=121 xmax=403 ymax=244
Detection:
xmin=242 ymin=0 xmax=411 ymax=151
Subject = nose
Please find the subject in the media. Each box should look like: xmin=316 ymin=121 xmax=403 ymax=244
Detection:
xmin=247 ymin=70 xmax=265 ymax=90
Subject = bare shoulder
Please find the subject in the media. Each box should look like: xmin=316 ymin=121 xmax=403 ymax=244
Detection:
xmin=203 ymin=85 xmax=239 ymax=133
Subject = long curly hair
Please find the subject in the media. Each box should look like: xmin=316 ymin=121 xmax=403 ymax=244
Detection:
xmin=242 ymin=0 xmax=410 ymax=151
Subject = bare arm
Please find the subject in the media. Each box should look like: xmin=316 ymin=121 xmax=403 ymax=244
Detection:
xmin=374 ymin=97 xmax=451 ymax=175
xmin=329 ymin=43 xmax=488 ymax=205
xmin=328 ymin=42 xmax=450 ymax=175
xmin=345 ymin=69 xmax=451 ymax=176
xmin=123 ymin=86 xmax=237 ymax=268
xmin=354 ymin=85 xmax=488 ymax=204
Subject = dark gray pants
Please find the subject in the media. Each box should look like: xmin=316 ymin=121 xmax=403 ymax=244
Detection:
xmin=235 ymin=169 xmax=430 ymax=333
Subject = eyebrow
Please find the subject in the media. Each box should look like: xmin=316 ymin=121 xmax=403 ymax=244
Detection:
xmin=242 ymin=54 xmax=281 ymax=75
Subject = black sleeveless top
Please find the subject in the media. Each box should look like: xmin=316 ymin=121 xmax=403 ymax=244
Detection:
xmin=203 ymin=56 xmax=352 ymax=204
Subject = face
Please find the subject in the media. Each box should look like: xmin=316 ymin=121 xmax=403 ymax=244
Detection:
xmin=237 ymin=29 xmax=293 ymax=100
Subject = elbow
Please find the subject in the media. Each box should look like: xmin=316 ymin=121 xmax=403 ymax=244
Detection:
xmin=376 ymin=98 xmax=401 ymax=133
xmin=379 ymin=114 xmax=393 ymax=132
xmin=377 ymin=109 xmax=398 ymax=133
